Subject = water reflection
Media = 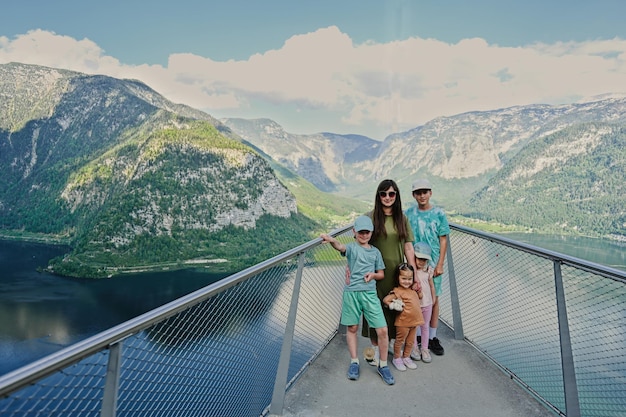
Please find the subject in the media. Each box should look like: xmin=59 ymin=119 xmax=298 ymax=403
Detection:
xmin=0 ymin=239 xmax=228 ymax=374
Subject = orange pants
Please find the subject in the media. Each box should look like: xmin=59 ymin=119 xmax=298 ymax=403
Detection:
xmin=394 ymin=326 xmax=417 ymax=359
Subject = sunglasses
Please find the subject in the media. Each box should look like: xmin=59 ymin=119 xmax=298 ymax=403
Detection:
xmin=413 ymin=189 xmax=430 ymax=195
xmin=379 ymin=191 xmax=397 ymax=198
xmin=398 ymin=262 xmax=414 ymax=271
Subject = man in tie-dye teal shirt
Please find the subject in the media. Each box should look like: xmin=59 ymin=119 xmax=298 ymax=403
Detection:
xmin=405 ymin=178 xmax=450 ymax=357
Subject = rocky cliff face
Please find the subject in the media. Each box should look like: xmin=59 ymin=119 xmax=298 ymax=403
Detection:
xmin=60 ymin=127 xmax=297 ymax=243
xmin=378 ymin=98 xmax=626 ymax=181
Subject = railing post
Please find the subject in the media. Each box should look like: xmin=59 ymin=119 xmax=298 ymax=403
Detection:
xmin=100 ymin=342 xmax=122 ymax=417
xmin=268 ymin=253 xmax=305 ymax=416
xmin=446 ymin=235 xmax=464 ymax=340
xmin=553 ymin=260 xmax=581 ymax=417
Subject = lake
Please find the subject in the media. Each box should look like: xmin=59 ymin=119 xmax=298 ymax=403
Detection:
xmin=494 ymin=232 xmax=626 ymax=271
xmin=0 ymin=239 xmax=228 ymax=375
xmin=1 ymin=232 xmax=624 ymax=376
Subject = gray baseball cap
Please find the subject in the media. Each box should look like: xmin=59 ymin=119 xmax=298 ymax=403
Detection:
xmin=411 ymin=178 xmax=432 ymax=192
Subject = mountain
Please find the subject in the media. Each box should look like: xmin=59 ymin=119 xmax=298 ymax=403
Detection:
xmin=223 ymin=98 xmax=626 ymax=238
xmin=188 ymin=98 xmax=626 ymax=241
xmin=376 ymin=97 xmax=626 ymax=204
xmin=4 ymin=61 xmax=625 ymax=266
xmin=220 ymin=118 xmax=381 ymax=192
xmin=243 ymin=98 xmax=626 ymax=202
xmin=466 ymin=122 xmax=626 ymax=237
xmin=0 ymin=62 xmax=319 ymax=277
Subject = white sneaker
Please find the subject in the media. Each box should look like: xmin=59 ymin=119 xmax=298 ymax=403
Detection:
xmin=392 ymin=357 xmax=406 ymax=371
xmin=410 ymin=346 xmax=421 ymax=361
xmin=421 ymin=348 xmax=432 ymax=363
xmin=403 ymin=357 xmax=418 ymax=369
xmin=364 ymin=346 xmax=379 ymax=366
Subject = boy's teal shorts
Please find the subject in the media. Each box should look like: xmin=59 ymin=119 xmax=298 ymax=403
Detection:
xmin=340 ymin=290 xmax=386 ymax=328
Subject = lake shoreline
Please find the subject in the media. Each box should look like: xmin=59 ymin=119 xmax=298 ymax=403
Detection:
xmin=0 ymin=231 xmax=237 ymax=278
xmin=3 ymin=222 xmax=625 ymax=278
xmin=449 ymin=215 xmax=626 ymax=243
xmin=0 ymin=231 xmax=72 ymax=246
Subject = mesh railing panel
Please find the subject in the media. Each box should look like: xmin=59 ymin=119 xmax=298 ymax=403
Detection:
xmin=560 ymin=265 xmax=626 ymax=417
xmin=439 ymin=228 xmax=626 ymax=417
xmin=115 ymin=266 xmax=299 ymax=417
xmin=0 ymin=352 xmax=109 ymax=417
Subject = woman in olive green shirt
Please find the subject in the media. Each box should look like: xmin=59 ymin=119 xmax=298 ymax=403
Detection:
xmin=361 ymin=179 xmax=417 ymax=366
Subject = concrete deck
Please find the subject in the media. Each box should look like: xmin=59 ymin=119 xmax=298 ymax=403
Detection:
xmin=281 ymin=324 xmax=557 ymax=417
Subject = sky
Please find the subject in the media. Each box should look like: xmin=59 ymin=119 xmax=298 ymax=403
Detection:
xmin=2 ymin=0 xmax=626 ymax=140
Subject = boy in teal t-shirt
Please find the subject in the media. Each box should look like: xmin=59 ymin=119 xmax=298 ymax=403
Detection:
xmin=321 ymin=215 xmax=394 ymax=385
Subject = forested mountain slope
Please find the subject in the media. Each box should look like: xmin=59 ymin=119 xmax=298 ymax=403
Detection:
xmin=466 ymin=123 xmax=626 ymax=237
xmin=0 ymin=63 xmax=317 ymax=277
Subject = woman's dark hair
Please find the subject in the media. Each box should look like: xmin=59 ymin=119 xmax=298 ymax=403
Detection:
xmin=372 ymin=179 xmax=410 ymax=242
xmin=394 ymin=263 xmax=414 ymax=286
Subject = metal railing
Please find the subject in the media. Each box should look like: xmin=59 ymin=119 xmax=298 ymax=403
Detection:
xmin=0 ymin=224 xmax=625 ymax=417
xmin=441 ymin=225 xmax=626 ymax=417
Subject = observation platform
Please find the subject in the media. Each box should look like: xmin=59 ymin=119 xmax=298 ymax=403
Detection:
xmin=281 ymin=324 xmax=556 ymax=417
xmin=4 ymin=224 xmax=623 ymax=416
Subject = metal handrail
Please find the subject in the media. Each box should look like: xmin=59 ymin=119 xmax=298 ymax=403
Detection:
xmin=450 ymin=224 xmax=626 ymax=282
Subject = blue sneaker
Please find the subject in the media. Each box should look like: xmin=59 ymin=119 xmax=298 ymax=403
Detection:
xmin=377 ymin=365 xmax=395 ymax=385
xmin=347 ymin=362 xmax=360 ymax=380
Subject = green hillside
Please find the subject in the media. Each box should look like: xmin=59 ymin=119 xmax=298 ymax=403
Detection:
xmin=465 ymin=123 xmax=626 ymax=238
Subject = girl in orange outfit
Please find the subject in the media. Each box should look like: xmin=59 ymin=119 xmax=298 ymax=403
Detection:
xmin=383 ymin=263 xmax=425 ymax=371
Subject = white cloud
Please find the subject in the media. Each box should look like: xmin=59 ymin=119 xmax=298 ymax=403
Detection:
xmin=0 ymin=30 xmax=121 ymax=73
xmin=1 ymin=27 xmax=625 ymax=139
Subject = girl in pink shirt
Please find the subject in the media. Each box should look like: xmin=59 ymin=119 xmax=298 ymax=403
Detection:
xmin=412 ymin=242 xmax=437 ymax=363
